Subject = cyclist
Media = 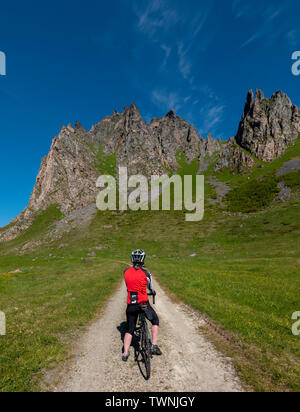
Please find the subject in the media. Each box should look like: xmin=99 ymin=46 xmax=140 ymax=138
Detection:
xmin=122 ymin=249 xmax=162 ymax=362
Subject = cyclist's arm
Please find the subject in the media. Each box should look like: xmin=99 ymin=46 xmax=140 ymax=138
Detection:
xmin=141 ymin=268 xmax=155 ymax=294
xmin=146 ymin=270 xmax=154 ymax=293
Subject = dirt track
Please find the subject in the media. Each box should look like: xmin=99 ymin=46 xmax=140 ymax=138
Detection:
xmin=51 ymin=278 xmax=243 ymax=392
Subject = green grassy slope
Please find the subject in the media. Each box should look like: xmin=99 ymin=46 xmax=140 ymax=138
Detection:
xmin=0 ymin=254 xmax=123 ymax=391
xmin=0 ymin=142 xmax=300 ymax=392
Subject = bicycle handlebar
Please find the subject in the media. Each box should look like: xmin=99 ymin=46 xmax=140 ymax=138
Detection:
xmin=147 ymin=292 xmax=156 ymax=305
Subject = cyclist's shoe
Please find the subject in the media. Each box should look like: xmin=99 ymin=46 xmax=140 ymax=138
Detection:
xmin=151 ymin=345 xmax=162 ymax=356
xmin=122 ymin=353 xmax=129 ymax=362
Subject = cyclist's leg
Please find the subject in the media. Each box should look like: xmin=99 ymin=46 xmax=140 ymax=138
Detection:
xmin=123 ymin=334 xmax=132 ymax=357
xmin=152 ymin=325 xmax=159 ymax=345
xmin=146 ymin=305 xmax=160 ymax=345
xmin=124 ymin=305 xmax=139 ymax=356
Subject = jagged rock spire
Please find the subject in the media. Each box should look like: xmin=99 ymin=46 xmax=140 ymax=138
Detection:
xmin=166 ymin=109 xmax=176 ymax=119
xmin=4 ymin=90 xmax=298 ymax=242
xmin=75 ymin=121 xmax=86 ymax=131
xmin=123 ymin=102 xmax=144 ymax=132
xmin=236 ymin=89 xmax=300 ymax=161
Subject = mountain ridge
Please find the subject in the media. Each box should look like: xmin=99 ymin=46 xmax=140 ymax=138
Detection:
xmin=1 ymin=88 xmax=300 ymax=242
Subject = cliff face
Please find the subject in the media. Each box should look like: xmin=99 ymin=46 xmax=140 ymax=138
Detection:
xmin=1 ymin=89 xmax=300 ymax=242
xmin=0 ymin=104 xmax=217 ymax=241
xmin=90 ymin=103 xmax=166 ymax=176
xmin=90 ymin=106 xmax=218 ymax=175
xmin=149 ymin=110 xmax=204 ymax=170
xmin=29 ymin=124 xmax=98 ymax=214
xmin=215 ymin=138 xmax=255 ymax=173
xmin=214 ymin=89 xmax=300 ymax=173
xmin=236 ymin=89 xmax=300 ymax=161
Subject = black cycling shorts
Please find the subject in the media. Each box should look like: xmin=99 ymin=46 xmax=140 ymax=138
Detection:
xmin=126 ymin=303 xmax=159 ymax=336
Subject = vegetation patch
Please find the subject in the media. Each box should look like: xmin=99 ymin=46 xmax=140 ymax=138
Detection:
xmin=1 ymin=197 xmax=300 ymax=391
xmin=175 ymin=151 xmax=200 ymax=177
xmin=279 ymin=170 xmax=300 ymax=190
xmin=96 ymin=145 xmax=117 ymax=177
xmin=225 ymin=176 xmax=279 ymax=213
xmin=1 ymin=142 xmax=300 ymax=392
xmin=0 ymin=239 xmax=123 ymax=392
xmin=11 ymin=205 xmax=64 ymax=246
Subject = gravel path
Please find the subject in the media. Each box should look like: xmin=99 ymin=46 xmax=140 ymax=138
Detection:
xmin=52 ymin=279 xmax=243 ymax=392
xmin=277 ymin=158 xmax=300 ymax=176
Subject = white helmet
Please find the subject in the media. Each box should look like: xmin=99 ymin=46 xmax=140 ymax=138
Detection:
xmin=131 ymin=249 xmax=146 ymax=266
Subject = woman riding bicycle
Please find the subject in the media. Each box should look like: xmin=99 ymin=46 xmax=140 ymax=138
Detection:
xmin=122 ymin=249 xmax=162 ymax=362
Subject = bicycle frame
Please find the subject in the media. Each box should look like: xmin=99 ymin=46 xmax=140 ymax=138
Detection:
xmin=135 ymin=292 xmax=156 ymax=380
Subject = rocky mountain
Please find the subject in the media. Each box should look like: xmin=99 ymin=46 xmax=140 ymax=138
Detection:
xmin=90 ymin=103 xmax=165 ymax=176
xmin=236 ymin=89 xmax=300 ymax=161
xmin=215 ymin=137 xmax=255 ymax=174
xmin=214 ymin=89 xmax=300 ymax=172
xmin=1 ymin=89 xmax=299 ymax=242
xmin=29 ymin=123 xmax=98 ymax=214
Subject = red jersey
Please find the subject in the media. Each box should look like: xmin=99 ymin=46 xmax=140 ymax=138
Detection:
xmin=124 ymin=266 xmax=153 ymax=304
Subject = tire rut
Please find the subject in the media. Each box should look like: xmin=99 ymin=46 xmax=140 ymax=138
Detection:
xmin=52 ymin=278 xmax=243 ymax=392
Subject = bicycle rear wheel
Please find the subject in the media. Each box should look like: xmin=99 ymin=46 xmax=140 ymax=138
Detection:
xmin=141 ymin=319 xmax=152 ymax=379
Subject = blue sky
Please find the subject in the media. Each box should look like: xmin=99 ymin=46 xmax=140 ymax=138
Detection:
xmin=0 ymin=0 xmax=300 ymax=226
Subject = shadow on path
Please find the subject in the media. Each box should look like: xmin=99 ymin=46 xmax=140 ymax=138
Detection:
xmin=117 ymin=321 xmax=149 ymax=381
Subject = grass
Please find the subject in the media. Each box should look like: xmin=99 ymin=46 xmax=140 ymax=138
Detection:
xmin=226 ymin=176 xmax=279 ymax=213
xmin=0 ymin=208 xmax=125 ymax=392
xmin=87 ymin=201 xmax=300 ymax=392
xmin=96 ymin=145 xmax=117 ymax=177
xmin=176 ymin=151 xmax=200 ymax=177
xmin=280 ymin=170 xmax=300 ymax=190
xmin=1 ymin=199 xmax=300 ymax=391
xmin=152 ymin=250 xmax=299 ymax=391
xmin=213 ymin=138 xmax=300 ymax=213
xmin=0 ymin=254 xmax=123 ymax=392
xmin=0 ymin=143 xmax=300 ymax=392
xmin=216 ymin=137 xmax=300 ymax=187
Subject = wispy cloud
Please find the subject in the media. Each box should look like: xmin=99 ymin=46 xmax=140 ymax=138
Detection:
xmin=241 ymin=32 xmax=261 ymax=48
xmin=263 ymin=5 xmax=285 ymax=21
xmin=176 ymin=8 xmax=212 ymax=81
xmin=134 ymin=0 xmax=220 ymax=129
xmin=135 ymin=0 xmax=180 ymax=39
xmin=161 ymin=44 xmax=171 ymax=68
xmin=240 ymin=5 xmax=286 ymax=48
xmin=198 ymin=104 xmax=225 ymax=136
xmin=232 ymin=0 xmax=252 ymax=19
xmin=198 ymin=85 xmax=220 ymax=101
xmin=177 ymin=42 xmax=192 ymax=80
xmin=134 ymin=0 xmax=212 ymax=82
xmin=286 ymin=28 xmax=300 ymax=47
xmin=151 ymin=89 xmax=182 ymax=112
xmin=190 ymin=10 xmax=211 ymax=38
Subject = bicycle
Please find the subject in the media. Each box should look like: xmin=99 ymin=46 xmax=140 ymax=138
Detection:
xmin=135 ymin=292 xmax=156 ymax=380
